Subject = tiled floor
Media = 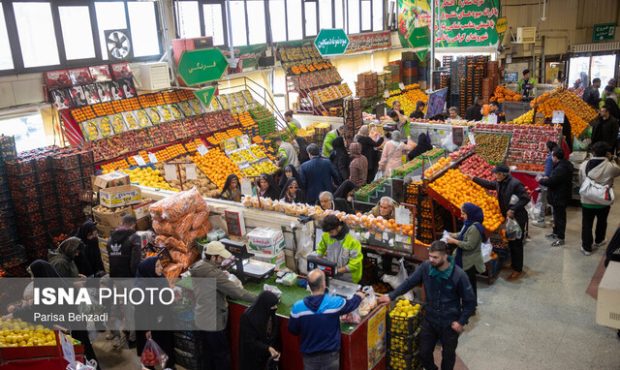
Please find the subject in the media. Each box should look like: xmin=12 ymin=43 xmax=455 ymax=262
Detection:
xmin=94 ymin=204 xmax=620 ymax=370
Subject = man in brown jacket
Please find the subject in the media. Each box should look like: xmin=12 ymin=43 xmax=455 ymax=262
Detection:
xmin=190 ymin=241 xmax=257 ymax=370
xmin=349 ymin=142 xmax=368 ymax=187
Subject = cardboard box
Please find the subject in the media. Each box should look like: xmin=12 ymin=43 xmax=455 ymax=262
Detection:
xmin=133 ymin=198 xmax=154 ymax=220
xmin=597 ymin=261 xmax=620 ymax=329
xmin=251 ymin=250 xmax=286 ymax=269
xmin=96 ymin=223 xmax=115 ymax=239
xmin=136 ymin=216 xmax=151 ymax=231
xmin=248 ymin=238 xmax=285 ymax=255
xmin=99 ymin=185 xmax=142 ymax=208
xmin=94 ymin=172 xmax=130 ymax=190
xmin=93 ymin=205 xmax=134 ymax=227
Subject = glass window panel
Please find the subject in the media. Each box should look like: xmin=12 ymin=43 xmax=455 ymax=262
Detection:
xmin=361 ymin=0 xmax=371 ymax=31
xmin=568 ymin=56 xmax=590 ymax=89
xmin=348 ymin=0 xmax=360 ymax=34
xmin=95 ymin=2 xmax=127 ymax=60
xmin=128 ymin=2 xmax=160 ymax=57
xmin=591 ymin=55 xmax=617 ymax=96
xmin=229 ymin=1 xmax=247 ymax=46
xmin=0 ymin=7 xmax=14 ymax=70
xmin=372 ymin=0 xmax=383 ymax=31
xmin=287 ymin=0 xmax=302 ymax=41
xmin=334 ymin=0 xmax=344 ymax=29
xmin=203 ymin=4 xmax=225 ymax=46
xmin=13 ymin=2 xmax=60 ymax=68
xmin=175 ymin=1 xmax=201 ymax=38
xmin=304 ymin=1 xmax=317 ymax=37
xmin=269 ymin=0 xmax=286 ymax=42
xmin=0 ymin=113 xmax=46 ymax=152
xmin=247 ymin=0 xmax=266 ymax=44
xmin=319 ymin=0 xmax=332 ymax=30
xmin=59 ymin=6 xmax=96 ymax=61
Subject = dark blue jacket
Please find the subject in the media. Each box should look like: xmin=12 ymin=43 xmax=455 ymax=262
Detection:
xmin=288 ymin=293 xmax=362 ymax=355
xmin=299 ymin=157 xmax=341 ymax=204
xmin=544 ymin=153 xmax=553 ymax=177
xmin=388 ymin=260 xmax=476 ymax=328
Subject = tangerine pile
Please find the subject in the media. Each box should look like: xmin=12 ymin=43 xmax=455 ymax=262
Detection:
xmin=192 ymin=149 xmax=242 ymax=190
xmin=429 ymin=169 xmax=504 ymax=231
xmin=491 ymin=85 xmax=522 ymax=103
xmin=423 ymin=157 xmax=451 ymax=178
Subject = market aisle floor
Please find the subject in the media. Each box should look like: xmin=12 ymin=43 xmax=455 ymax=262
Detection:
xmin=94 ymin=206 xmax=620 ymax=370
xmin=457 ymin=204 xmax=620 ymax=370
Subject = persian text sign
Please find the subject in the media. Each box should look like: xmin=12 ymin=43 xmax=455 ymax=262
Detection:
xmin=178 ymin=48 xmax=228 ymax=86
xmin=314 ymin=29 xmax=350 ymax=56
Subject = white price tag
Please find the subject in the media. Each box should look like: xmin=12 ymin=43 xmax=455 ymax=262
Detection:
xmin=164 ymin=164 xmax=178 ymax=181
xmin=59 ymin=331 xmax=76 ymax=368
xmin=552 ymin=110 xmax=565 ymax=124
xmin=383 ymin=90 xmax=390 ymax=99
xmin=395 ymin=205 xmax=411 ymax=225
xmin=488 ymin=113 xmax=498 ymax=124
xmin=468 ymin=133 xmax=476 ymax=145
xmin=241 ymin=178 xmax=253 ymax=196
xmin=395 ymin=234 xmax=407 ymax=243
xmin=399 ymin=82 xmax=406 ymax=90
xmin=148 ymin=152 xmax=158 ymax=163
xmin=197 ymin=144 xmax=209 ymax=156
xmin=185 ymin=163 xmax=198 ymax=180
xmin=382 ymin=231 xmax=389 ymax=240
xmin=133 ymin=155 xmax=146 ymax=166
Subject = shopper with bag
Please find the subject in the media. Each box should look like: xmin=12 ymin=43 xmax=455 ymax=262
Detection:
xmin=239 ymin=291 xmax=281 ymax=370
xmin=446 ymin=203 xmax=486 ymax=303
xmin=474 ymin=165 xmax=530 ymax=281
xmin=378 ymin=130 xmax=405 ymax=178
xmin=538 ymin=148 xmax=574 ymax=247
xmin=378 ymin=241 xmax=476 ymax=370
xmin=579 ymin=142 xmax=620 ymax=255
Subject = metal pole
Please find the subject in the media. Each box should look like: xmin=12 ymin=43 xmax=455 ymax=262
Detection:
xmin=430 ymin=0 xmax=436 ymax=91
xmin=224 ymin=0 xmax=236 ymax=66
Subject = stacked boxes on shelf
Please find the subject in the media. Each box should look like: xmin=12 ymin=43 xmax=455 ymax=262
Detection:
xmin=0 ymin=136 xmax=24 ymax=271
xmin=406 ymin=182 xmax=443 ymax=245
xmin=250 ymin=106 xmax=277 ymax=136
xmin=174 ymin=331 xmax=206 ymax=370
xmin=247 ymin=228 xmax=286 ymax=268
xmin=388 ymin=300 xmax=423 ymax=370
xmin=343 ymin=97 xmax=362 ymax=144
xmin=356 ymin=72 xmax=379 ymax=98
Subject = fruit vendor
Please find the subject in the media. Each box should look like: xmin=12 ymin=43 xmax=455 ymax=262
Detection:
xmin=517 ymin=69 xmax=537 ymax=98
xmin=284 ymin=110 xmax=302 ymax=135
xmin=316 ymin=214 xmax=363 ymax=284
xmin=274 ymin=136 xmax=299 ymax=168
xmin=368 ymin=196 xmax=398 ymax=220
xmin=378 ymin=241 xmax=476 ymax=370
xmin=388 ymin=110 xmax=411 ymax=138
xmin=322 ymin=127 xmax=343 ymax=158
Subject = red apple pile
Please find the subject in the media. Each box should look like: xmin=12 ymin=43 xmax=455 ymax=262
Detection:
xmin=459 ymin=154 xmax=495 ymax=181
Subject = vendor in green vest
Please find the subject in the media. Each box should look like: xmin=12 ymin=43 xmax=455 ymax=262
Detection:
xmin=388 ymin=110 xmax=411 ymax=138
xmin=517 ymin=69 xmax=538 ymax=99
xmin=316 ymin=214 xmax=363 ymax=284
xmin=321 ymin=127 xmax=342 ymax=158
xmin=285 ymin=110 xmax=302 ymax=136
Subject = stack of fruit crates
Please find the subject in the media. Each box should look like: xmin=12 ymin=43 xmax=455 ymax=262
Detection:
xmin=343 ymin=97 xmax=362 ymax=144
xmin=406 ymin=182 xmax=443 ymax=245
xmin=388 ymin=299 xmax=423 ymax=370
xmin=0 ymin=135 xmax=24 ymax=270
xmin=174 ymin=331 xmax=207 ymax=370
xmin=250 ymin=106 xmax=277 ymax=136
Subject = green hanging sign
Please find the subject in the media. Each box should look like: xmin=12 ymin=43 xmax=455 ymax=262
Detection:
xmin=193 ymin=86 xmax=216 ymax=108
xmin=409 ymin=27 xmax=430 ymax=61
xmin=178 ymin=48 xmax=228 ymax=86
xmin=314 ymin=29 xmax=350 ymax=56
xmin=593 ymin=23 xmax=616 ymax=42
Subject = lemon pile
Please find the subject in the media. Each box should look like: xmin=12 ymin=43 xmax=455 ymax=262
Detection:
xmin=122 ymin=167 xmax=176 ymax=191
xmin=389 ymin=300 xmax=421 ymax=336
xmin=0 ymin=318 xmax=77 ymax=347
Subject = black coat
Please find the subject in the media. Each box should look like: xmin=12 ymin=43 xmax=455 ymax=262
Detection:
xmin=75 ymin=238 xmax=105 ymax=277
xmin=465 ymin=104 xmax=483 ymax=121
xmin=357 ymin=136 xmax=384 ymax=172
xmin=107 ymin=229 xmax=141 ymax=278
xmin=539 ymin=159 xmax=574 ymax=207
xmin=591 ymin=116 xmax=620 ymax=152
xmin=474 ymin=175 xmax=531 ymax=228
xmin=331 ymin=137 xmax=350 ymax=182
xmin=295 ymin=137 xmax=310 ymax=165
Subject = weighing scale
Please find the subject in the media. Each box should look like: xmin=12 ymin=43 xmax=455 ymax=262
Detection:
xmin=307 ymin=254 xmax=361 ymax=299
xmin=220 ymin=238 xmax=275 ymax=282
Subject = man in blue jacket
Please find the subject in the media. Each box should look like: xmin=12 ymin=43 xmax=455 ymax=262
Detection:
xmin=299 ymin=143 xmax=341 ymax=204
xmin=288 ymin=269 xmax=365 ymax=370
xmin=379 ymin=241 xmax=476 ymax=370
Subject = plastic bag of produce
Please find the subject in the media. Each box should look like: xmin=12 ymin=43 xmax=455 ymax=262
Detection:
xmin=140 ymin=338 xmax=169 ymax=368
xmin=504 ymin=218 xmax=522 ymax=241
xmin=440 ymin=133 xmax=458 ymax=152
xmin=149 ymin=187 xmax=208 ymax=222
xmin=395 ymin=258 xmax=414 ymax=301
xmin=481 ymin=241 xmax=493 ymax=263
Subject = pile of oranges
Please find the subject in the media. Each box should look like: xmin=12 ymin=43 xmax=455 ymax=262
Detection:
xmin=424 ymin=157 xmax=451 ymax=178
xmin=192 ymin=149 xmax=242 ymax=190
xmin=429 ymin=169 xmax=504 ymax=231
xmin=491 ymin=86 xmax=522 ymax=103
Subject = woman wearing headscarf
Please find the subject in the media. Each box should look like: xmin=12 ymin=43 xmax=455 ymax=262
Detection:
xmin=49 ymin=237 xmax=83 ymax=278
xmin=378 ymin=130 xmax=405 ymax=177
xmin=135 ymin=257 xmax=176 ymax=370
xmin=330 ymin=136 xmax=350 ymax=182
xmin=255 ymin=174 xmax=280 ymax=201
xmin=407 ymin=133 xmax=433 ymax=161
xmin=280 ymin=178 xmax=305 ymax=204
xmin=221 ymin=174 xmax=242 ymax=202
xmin=333 ymin=180 xmax=356 ymax=214
xmin=74 ymin=221 xmax=105 ymax=277
xmin=446 ymin=203 xmax=486 ymax=302
xmin=348 ymin=142 xmax=368 ymax=187
xmin=278 ymin=164 xmax=302 ymax=190
xmin=239 ymin=291 xmax=281 ymax=370
xmin=355 ymin=125 xmax=384 ymax=183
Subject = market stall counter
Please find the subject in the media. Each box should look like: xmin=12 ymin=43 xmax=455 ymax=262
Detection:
xmin=229 ymin=276 xmax=388 ymax=370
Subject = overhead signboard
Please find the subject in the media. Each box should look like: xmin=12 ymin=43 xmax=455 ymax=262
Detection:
xmin=178 ymin=48 xmax=228 ymax=86
xmin=314 ymin=29 xmax=350 ymax=56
